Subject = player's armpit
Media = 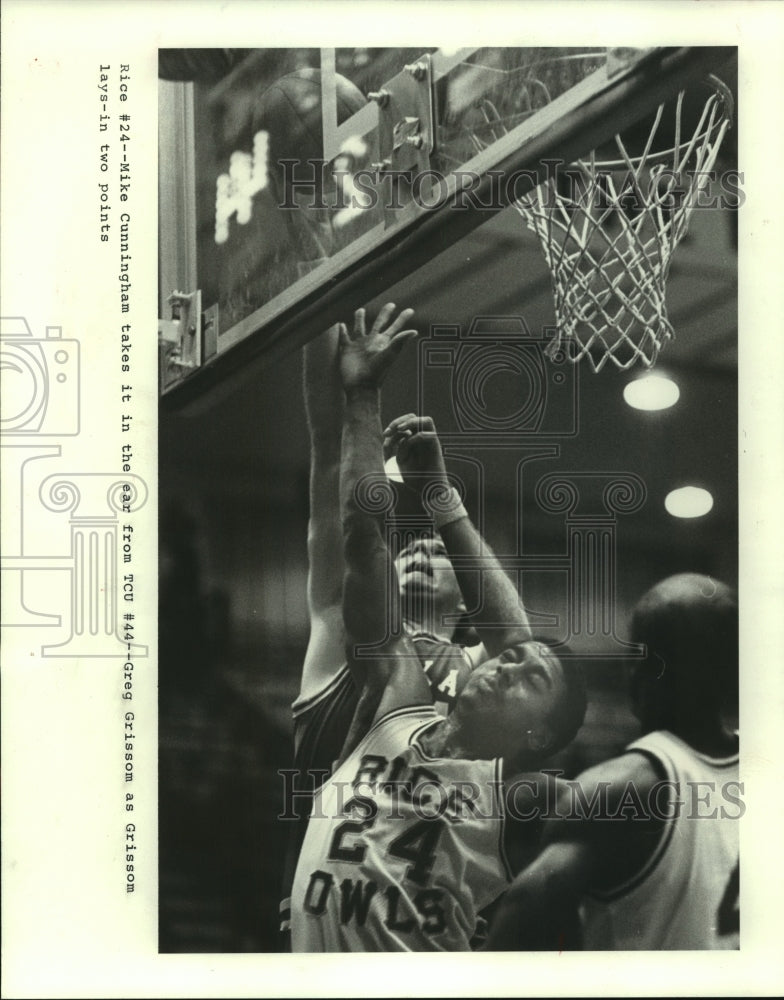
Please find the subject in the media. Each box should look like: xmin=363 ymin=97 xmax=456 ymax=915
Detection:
xmin=298 ymin=607 xmax=347 ymax=705
xmin=335 ymin=673 xmax=387 ymax=764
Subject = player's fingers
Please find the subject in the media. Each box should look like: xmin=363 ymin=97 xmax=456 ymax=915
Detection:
xmin=337 ymin=322 xmax=350 ymax=348
xmin=370 ymin=302 xmax=396 ymax=335
xmin=385 ymin=424 xmax=413 ymax=450
xmin=386 ymin=413 xmax=433 ymax=437
xmin=406 ymin=430 xmax=440 ymax=451
xmin=384 ymin=413 xmax=418 ymax=435
xmin=383 ymin=429 xmax=400 ymax=448
xmin=386 ymin=422 xmax=420 ymax=457
xmin=388 ymin=329 xmax=418 ymax=353
xmin=353 ymin=307 xmax=366 ymax=339
xmin=385 ymin=307 xmax=415 ymax=336
xmin=386 ymin=429 xmax=413 ymax=455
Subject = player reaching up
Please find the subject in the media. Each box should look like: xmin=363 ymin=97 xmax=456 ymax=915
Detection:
xmin=289 ymin=304 xmax=587 ymax=951
xmin=280 ymin=303 xmax=513 ymax=945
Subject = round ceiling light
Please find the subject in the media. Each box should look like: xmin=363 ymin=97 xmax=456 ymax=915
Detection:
xmin=664 ymin=486 xmax=714 ymax=518
xmin=623 ymin=374 xmax=680 ymax=411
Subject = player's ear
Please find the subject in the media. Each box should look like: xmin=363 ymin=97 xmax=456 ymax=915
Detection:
xmin=629 ymin=650 xmax=667 ymax=728
xmin=526 ymin=726 xmax=553 ymax=754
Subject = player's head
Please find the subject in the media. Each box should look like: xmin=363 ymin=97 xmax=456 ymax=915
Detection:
xmin=452 ymin=639 xmax=587 ymax=767
xmin=629 ymin=573 xmax=738 ymax=734
xmin=394 ymin=532 xmax=465 ymax=632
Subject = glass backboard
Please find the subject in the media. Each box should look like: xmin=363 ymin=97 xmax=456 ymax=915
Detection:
xmin=158 ymin=45 xmax=734 ymax=403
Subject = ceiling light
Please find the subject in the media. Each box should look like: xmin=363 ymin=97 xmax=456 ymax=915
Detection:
xmin=665 ymin=486 xmax=714 ymax=518
xmin=623 ymin=374 xmax=680 ymax=411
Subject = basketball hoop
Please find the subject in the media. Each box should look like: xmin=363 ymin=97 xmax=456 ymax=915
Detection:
xmin=513 ymin=74 xmax=734 ymax=371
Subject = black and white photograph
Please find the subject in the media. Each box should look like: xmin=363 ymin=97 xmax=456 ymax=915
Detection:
xmin=2 ymin=2 xmax=784 ymax=997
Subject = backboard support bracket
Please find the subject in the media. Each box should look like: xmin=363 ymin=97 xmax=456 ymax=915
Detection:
xmin=159 ymin=290 xmax=219 ymax=393
xmin=372 ymin=53 xmax=436 ymax=228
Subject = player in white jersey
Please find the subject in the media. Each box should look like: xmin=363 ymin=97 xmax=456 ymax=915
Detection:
xmin=280 ymin=309 xmax=511 ymax=946
xmin=485 ymin=573 xmax=740 ymax=950
xmin=290 ymin=304 xmax=587 ymax=951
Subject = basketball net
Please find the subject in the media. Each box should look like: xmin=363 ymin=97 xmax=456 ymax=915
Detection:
xmin=513 ymin=75 xmax=733 ymax=371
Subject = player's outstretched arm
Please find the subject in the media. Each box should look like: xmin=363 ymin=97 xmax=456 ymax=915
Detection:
xmin=485 ymin=754 xmax=665 ymax=950
xmin=338 ymin=305 xmax=429 ymax=724
xmin=304 ymin=324 xmax=344 ymax=611
xmin=298 ymin=325 xmax=348 ymax=702
xmin=385 ymin=414 xmax=532 ymax=658
xmin=339 ymin=304 xmax=415 ymax=653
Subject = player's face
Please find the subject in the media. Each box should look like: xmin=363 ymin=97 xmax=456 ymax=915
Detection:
xmin=454 ymin=641 xmax=568 ymax=760
xmin=394 ymin=535 xmax=463 ymax=613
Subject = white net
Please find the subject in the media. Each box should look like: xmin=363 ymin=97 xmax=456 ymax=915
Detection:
xmin=514 ymin=76 xmax=733 ymax=371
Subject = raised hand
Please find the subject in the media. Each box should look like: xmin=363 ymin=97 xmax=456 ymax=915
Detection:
xmin=338 ymin=303 xmax=417 ymax=392
xmin=383 ymin=413 xmax=449 ymax=495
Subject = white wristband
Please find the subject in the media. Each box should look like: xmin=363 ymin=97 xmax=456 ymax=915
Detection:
xmin=425 ymin=486 xmax=468 ymax=530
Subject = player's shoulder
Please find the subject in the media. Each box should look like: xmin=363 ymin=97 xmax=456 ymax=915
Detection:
xmin=408 ymin=629 xmax=485 ymax=670
xmin=547 ymin=751 xmax=665 ymax=825
xmin=538 ymin=751 xmax=667 ymax=856
xmin=502 ymin=751 xmax=661 ymax=811
xmin=354 ymin=702 xmax=441 ymax=760
xmin=409 ymin=629 xmax=460 ymax=655
xmin=576 ymin=748 xmax=667 ymax=798
xmin=516 ymin=752 xmax=671 ymax=892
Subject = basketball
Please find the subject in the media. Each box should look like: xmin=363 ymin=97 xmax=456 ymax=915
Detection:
xmin=252 ymin=68 xmax=367 ymax=203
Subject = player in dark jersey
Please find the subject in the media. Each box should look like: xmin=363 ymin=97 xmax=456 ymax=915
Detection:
xmin=484 ymin=573 xmax=739 ymax=950
xmin=292 ymin=313 xmax=483 ymax=771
